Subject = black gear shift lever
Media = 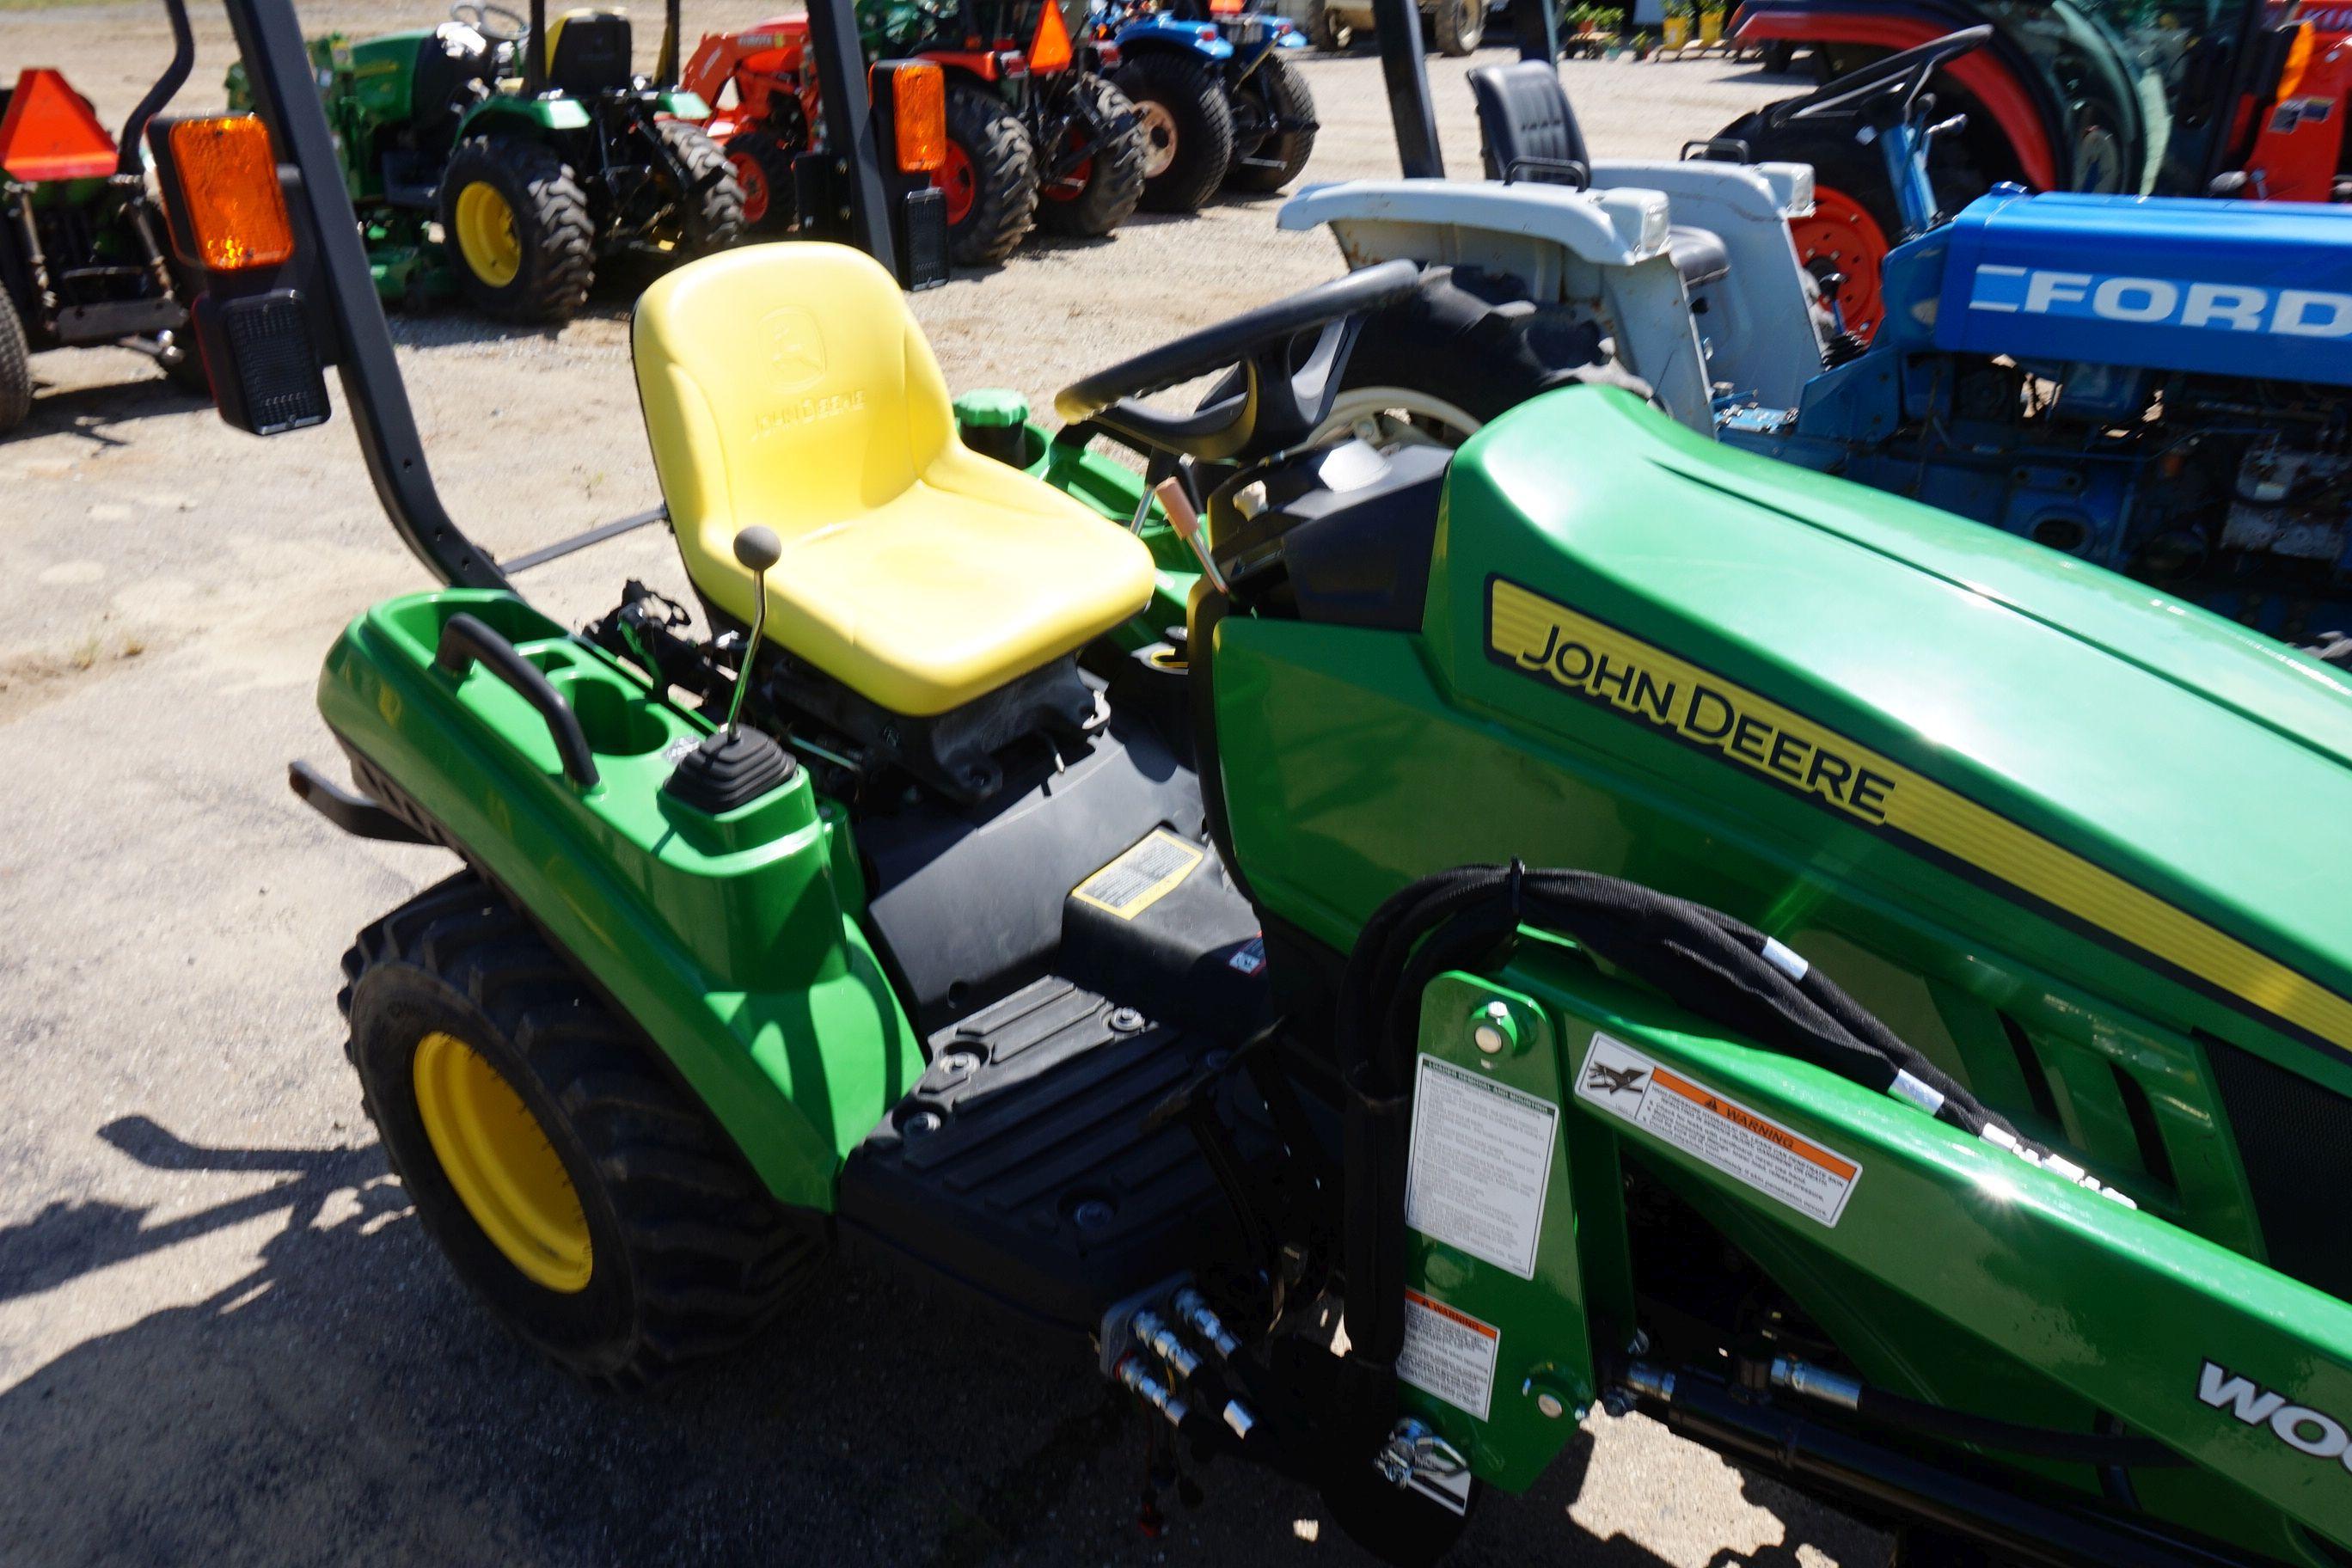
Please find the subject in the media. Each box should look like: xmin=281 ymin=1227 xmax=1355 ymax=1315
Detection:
xmin=663 ymin=525 xmax=793 ymax=814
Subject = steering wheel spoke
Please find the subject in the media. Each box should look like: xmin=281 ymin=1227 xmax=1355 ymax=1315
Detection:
xmin=1055 ymin=260 xmax=1425 ymax=466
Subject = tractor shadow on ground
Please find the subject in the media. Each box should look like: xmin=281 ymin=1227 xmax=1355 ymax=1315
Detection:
xmin=0 ymin=1116 xmax=1883 ymax=1568
xmin=1706 ymin=63 xmax=1816 ymax=87
xmin=17 ymin=375 xmax=213 ymax=448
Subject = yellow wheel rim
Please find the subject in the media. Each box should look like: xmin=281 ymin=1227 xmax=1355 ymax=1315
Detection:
xmin=452 ymin=181 xmax=524 ymax=289
xmin=413 ymin=1031 xmax=593 ymax=1293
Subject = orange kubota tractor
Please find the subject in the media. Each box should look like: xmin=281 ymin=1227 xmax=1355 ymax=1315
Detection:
xmin=684 ymin=18 xmax=848 ymax=233
xmin=679 ymin=15 xmax=952 ymax=279
xmin=686 ymin=2 xmax=1147 ymax=267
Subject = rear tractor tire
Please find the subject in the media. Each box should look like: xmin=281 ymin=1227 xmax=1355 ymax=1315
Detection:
xmin=0 ymin=287 xmax=31 ymax=436
xmin=727 ymin=127 xmax=802 ymax=234
xmin=1320 ymin=266 xmax=1644 ymax=446
xmin=1311 ymin=1 xmax=1355 ymax=51
xmin=1035 ymin=72 xmax=1149 ymax=238
xmin=1432 ymin=0 xmax=1485 ymax=56
xmin=342 ymin=873 xmax=823 ymax=1387
xmin=439 ymin=136 xmax=596 ymax=324
xmin=940 ymin=82 xmax=1040 ymax=267
xmin=654 ymin=119 xmax=749 ymax=259
xmin=1226 ymin=52 xmax=1317 ymax=193
xmin=1114 ymin=52 xmax=1236 ymax=214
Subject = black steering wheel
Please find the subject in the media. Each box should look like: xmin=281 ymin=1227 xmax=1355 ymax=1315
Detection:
xmin=1055 ymin=260 xmax=1424 ymax=464
xmin=450 ymin=3 xmax=528 ymax=42
xmin=1771 ymin=25 xmax=1992 ymax=129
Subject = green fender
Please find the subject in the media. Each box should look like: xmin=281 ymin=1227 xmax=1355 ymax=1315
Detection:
xmin=317 ymin=589 xmax=926 ymax=1212
xmin=658 ymin=90 xmax=711 ymax=119
xmin=456 ymin=95 xmax=592 ymax=137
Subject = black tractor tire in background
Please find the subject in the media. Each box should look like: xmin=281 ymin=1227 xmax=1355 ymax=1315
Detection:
xmin=0 ymin=287 xmax=31 ymax=434
xmin=942 ymin=82 xmax=1040 ymax=266
xmin=654 ymin=119 xmax=749 ymax=258
xmin=438 ymin=136 xmax=596 ymax=323
xmin=1227 ymin=52 xmax=1317 ymax=193
xmin=1114 ymin=52 xmax=1237 ymax=213
xmin=1326 ymin=267 xmax=1645 ymax=441
xmin=725 ymin=126 xmax=801 ymax=234
xmin=1311 ymin=1 xmax=1355 ymax=50
xmin=1431 ymin=0 xmax=1485 ymax=57
xmin=1034 ymin=72 xmax=1149 ymax=238
xmin=342 ymin=873 xmax=824 ymax=1388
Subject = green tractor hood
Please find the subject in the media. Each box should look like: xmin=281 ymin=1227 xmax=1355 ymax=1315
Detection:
xmin=1438 ymin=389 xmax=2352 ymax=1084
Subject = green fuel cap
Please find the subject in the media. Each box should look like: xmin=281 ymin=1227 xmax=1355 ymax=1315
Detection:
xmin=953 ymin=388 xmax=1030 ymax=429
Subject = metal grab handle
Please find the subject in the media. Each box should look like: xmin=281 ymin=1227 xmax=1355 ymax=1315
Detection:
xmin=434 ymin=613 xmax=601 ymax=788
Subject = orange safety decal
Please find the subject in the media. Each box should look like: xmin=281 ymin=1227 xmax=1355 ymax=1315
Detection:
xmin=1576 ymin=1031 xmax=1864 ymax=1226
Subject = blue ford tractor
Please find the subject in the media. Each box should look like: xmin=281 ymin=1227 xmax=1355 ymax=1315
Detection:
xmin=1279 ymin=28 xmax=2352 ymax=648
xmin=1099 ymin=0 xmax=1316 ymax=211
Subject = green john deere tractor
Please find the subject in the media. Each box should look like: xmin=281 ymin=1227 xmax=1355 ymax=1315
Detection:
xmin=163 ymin=0 xmax=2352 ymax=1560
xmin=231 ymin=0 xmax=740 ymax=322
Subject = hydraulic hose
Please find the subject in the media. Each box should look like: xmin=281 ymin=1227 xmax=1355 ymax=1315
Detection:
xmin=1769 ymin=1357 xmax=2186 ymax=1468
xmin=1336 ymin=861 xmax=2023 ymax=1377
xmin=1861 ymin=1383 xmax=2184 ymax=1468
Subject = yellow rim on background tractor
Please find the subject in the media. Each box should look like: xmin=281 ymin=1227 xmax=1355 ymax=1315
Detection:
xmin=413 ymin=1030 xmax=593 ymax=1292
xmin=452 ymin=181 xmax=524 ymax=289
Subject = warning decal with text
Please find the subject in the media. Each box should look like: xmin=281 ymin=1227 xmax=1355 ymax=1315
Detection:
xmin=1399 ymin=1289 xmax=1500 ymax=1421
xmin=1575 ymin=1032 xmax=1862 ymax=1226
xmin=1405 ymin=1055 xmax=1559 ymax=1279
xmin=1071 ymin=830 xmax=1204 ymax=920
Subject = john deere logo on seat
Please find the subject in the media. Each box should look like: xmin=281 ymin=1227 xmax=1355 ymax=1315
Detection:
xmin=763 ymin=306 xmax=827 ymax=391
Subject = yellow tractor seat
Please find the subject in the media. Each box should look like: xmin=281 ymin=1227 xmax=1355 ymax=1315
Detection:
xmin=631 ymin=244 xmax=1157 ymax=720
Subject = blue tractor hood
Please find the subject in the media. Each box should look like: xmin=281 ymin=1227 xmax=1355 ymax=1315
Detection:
xmin=1932 ymin=188 xmax=2352 ymax=389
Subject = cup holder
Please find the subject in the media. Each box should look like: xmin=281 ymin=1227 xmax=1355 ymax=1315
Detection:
xmin=548 ymin=674 xmax=670 ymax=757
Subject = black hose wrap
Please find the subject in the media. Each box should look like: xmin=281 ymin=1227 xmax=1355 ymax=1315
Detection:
xmin=1337 ymin=862 xmax=2019 ymax=1373
xmin=1854 ymin=1385 xmax=2187 ymax=1469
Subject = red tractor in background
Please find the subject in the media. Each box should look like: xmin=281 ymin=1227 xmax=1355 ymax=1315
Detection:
xmin=685 ymin=18 xmax=892 ymax=234
xmin=685 ymin=0 xmax=1146 ymax=266
xmin=1725 ymin=0 xmax=2352 ymax=338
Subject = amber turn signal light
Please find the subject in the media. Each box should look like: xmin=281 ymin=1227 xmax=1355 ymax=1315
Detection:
xmin=888 ymin=60 xmax=946 ymax=174
xmin=165 ymin=115 xmax=293 ymax=272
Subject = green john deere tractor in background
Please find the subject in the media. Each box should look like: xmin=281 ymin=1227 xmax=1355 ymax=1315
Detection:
xmin=163 ymin=0 xmax=2352 ymax=1561
xmin=232 ymin=0 xmax=740 ymax=322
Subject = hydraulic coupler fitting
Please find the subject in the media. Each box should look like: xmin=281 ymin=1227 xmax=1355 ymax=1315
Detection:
xmin=1620 ymin=1361 xmax=1678 ymax=1406
xmin=1130 ymin=1310 xmax=1204 ymax=1381
xmin=1116 ymin=1355 xmax=1191 ymax=1428
xmin=1171 ymin=1287 xmax=1243 ymax=1359
xmin=1769 ymin=1356 xmax=1863 ymax=1412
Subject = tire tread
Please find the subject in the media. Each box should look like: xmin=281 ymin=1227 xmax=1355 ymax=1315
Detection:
xmin=341 ymin=873 xmax=821 ymax=1389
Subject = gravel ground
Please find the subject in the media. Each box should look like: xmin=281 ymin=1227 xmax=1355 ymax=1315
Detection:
xmin=0 ymin=7 xmax=1890 ymax=1565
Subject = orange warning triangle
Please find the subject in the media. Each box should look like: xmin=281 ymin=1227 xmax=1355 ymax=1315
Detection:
xmin=1028 ymin=0 xmax=1074 ymax=74
xmin=0 ymin=69 xmax=120 ymax=182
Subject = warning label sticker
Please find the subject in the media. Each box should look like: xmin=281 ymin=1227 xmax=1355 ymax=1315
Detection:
xmin=1576 ymin=1032 xmax=1862 ymax=1226
xmin=1405 ymin=1055 xmax=1559 ymax=1280
xmin=1399 ymin=1289 xmax=1500 ymax=1422
xmin=1071 ymin=830 xmax=1204 ymax=920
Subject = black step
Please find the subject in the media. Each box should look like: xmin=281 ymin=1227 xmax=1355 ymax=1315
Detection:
xmin=836 ymin=976 xmax=1265 ymax=1330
